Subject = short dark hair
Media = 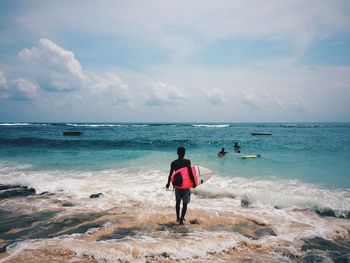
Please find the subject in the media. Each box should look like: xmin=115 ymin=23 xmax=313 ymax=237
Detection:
xmin=177 ymin=147 xmax=185 ymax=157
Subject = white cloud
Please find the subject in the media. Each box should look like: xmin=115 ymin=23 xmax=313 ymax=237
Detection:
xmin=0 ymin=70 xmax=10 ymax=100
xmin=19 ymin=38 xmax=86 ymax=91
xmin=0 ymin=71 xmax=7 ymax=87
xmin=89 ymin=72 xmax=131 ymax=105
xmin=240 ymin=90 xmax=261 ymax=109
xmin=240 ymin=90 xmax=288 ymax=110
xmin=14 ymin=1 xmax=350 ymax=60
xmin=145 ymin=81 xmax=186 ymax=106
xmin=10 ymin=78 xmax=39 ymax=101
xmin=204 ymin=88 xmax=225 ymax=105
xmin=287 ymin=97 xmax=305 ymax=111
xmin=15 ymin=38 xmax=133 ymax=107
xmin=261 ymin=93 xmax=285 ymax=109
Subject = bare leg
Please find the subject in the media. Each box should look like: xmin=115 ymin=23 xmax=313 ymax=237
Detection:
xmin=176 ymin=201 xmax=180 ymax=221
xmin=179 ymin=203 xmax=187 ymax=225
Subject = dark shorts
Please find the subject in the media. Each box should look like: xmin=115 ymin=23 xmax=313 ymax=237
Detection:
xmin=175 ymin=188 xmax=191 ymax=204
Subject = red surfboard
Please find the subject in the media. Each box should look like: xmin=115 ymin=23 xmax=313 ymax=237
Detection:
xmin=170 ymin=166 xmax=213 ymax=189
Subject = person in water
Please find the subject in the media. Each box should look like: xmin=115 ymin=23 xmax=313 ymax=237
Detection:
xmin=217 ymin=147 xmax=228 ymax=158
xmin=166 ymin=147 xmax=196 ymax=225
xmin=234 ymin=142 xmax=241 ymax=153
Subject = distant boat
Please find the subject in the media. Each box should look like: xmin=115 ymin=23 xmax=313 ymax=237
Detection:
xmin=251 ymin=132 xmax=272 ymax=136
xmin=63 ymin=131 xmax=83 ymax=136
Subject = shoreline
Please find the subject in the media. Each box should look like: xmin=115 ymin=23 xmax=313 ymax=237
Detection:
xmin=0 ymin=158 xmax=350 ymax=262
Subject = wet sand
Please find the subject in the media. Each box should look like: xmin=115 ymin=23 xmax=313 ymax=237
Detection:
xmin=0 ymin=208 xmax=282 ymax=262
xmin=1 ymin=191 xmax=349 ymax=263
xmin=0 ymin=177 xmax=350 ymax=263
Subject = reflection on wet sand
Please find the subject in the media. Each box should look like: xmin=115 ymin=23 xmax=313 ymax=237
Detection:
xmin=0 ymin=208 xmax=280 ymax=262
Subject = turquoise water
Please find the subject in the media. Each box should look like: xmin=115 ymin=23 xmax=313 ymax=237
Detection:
xmin=1 ymin=122 xmax=350 ymax=261
xmin=1 ymin=122 xmax=349 ymax=189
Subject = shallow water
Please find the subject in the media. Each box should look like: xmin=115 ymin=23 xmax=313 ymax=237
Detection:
xmin=1 ymin=122 xmax=349 ymax=187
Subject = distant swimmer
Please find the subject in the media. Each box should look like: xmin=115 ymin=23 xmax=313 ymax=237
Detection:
xmin=233 ymin=142 xmax=241 ymax=153
xmin=217 ymin=148 xmax=228 ymax=158
xmin=166 ymin=147 xmax=196 ymax=225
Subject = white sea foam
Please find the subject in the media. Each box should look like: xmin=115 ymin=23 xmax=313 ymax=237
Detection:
xmin=1 ymin=162 xmax=349 ymax=262
xmin=0 ymin=162 xmax=349 ymax=217
xmin=3 ymin=234 xmax=242 ymax=263
xmin=280 ymin=123 xmax=323 ymax=128
xmin=0 ymin=122 xmax=31 ymax=126
xmin=66 ymin=123 xmax=123 ymax=127
xmin=196 ymin=175 xmax=350 ymax=216
xmin=0 ymin=161 xmax=32 ymax=173
xmin=193 ymin=124 xmax=230 ymax=128
xmin=65 ymin=123 xmax=149 ymax=128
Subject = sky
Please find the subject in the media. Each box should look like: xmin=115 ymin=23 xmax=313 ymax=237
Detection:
xmin=0 ymin=0 xmax=350 ymax=122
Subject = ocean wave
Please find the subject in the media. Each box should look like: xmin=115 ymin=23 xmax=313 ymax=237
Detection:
xmin=280 ymin=123 xmax=324 ymax=128
xmin=147 ymin=123 xmax=189 ymax=127
xmin=0 ymin=137 xmax=198 ymax=149
xmin=0 ymin=123 xmax=53 ymax=127
xmin=280 ymin=123 xmax=350 ymax=129
xmin=66 ymin=123 xmax=152 ymax=128
xmin=1 ymin=163 xmax=349 ymax=218
xmin=193 ymin=176 xmax=350 ymax=218
xmin=66 ymin=123 xmax=123 ymax=127
xmin=0 ymin=123 xmax=31 ymax=126
xmin=192 ymin=124 xmax=230 ymax=128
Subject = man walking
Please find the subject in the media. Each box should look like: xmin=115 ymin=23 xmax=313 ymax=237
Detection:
xmin=166 ymin=147 xmax=196 ymax=225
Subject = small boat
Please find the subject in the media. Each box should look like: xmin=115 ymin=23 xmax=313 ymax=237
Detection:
xmin=250 ymin=132 xmax=272 ymax=136
xmin=63 ymin=131 xmax=83 ymax=136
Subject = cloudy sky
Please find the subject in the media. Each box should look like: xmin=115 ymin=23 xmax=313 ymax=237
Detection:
xmin=0 ymin=0 xmax=350 ymax=122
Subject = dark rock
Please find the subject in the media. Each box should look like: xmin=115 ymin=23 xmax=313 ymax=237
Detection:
xmin=62 ymin=202 xmax=74 ymax=207
xmin=98 ymin=227 xmax=140 ymax=240
xmin=241 ymin=199 xmax=251 ymax=207
xmin=0 ymin=186 xmax=36 ymax=199
xmin=39 ymin=191 xmax=52 ymax=195
xmin=316 ymin=208 xmax=337 ymax=217
xmin=0 ymin=210 xmax=106 ymax=254
xmin=301 ymin=236 xmax=350 ymax=263
xmin=253 ymin=227 xmax=276 ymax=237
xmin=299 ymin=252 xmax=329 ymax=263
xmin=316 ymin=208 xmax=350 ymax=219
xmin=190 ymin=219 xmax=200 ymax=224
xmin=334 ymin=254 xmax=350 ymax=263
xmin=89 ymin=193 xmax=103 ymax=199
xmin=231 ymin=221 xmax=276 ymax=240
xmin=0 ymin=184 xmax=21 ymax=191
xmin=302 ymin=237 xmax=350 ymax=254
xmin=161 ymin=252 xmax=170 ymax=258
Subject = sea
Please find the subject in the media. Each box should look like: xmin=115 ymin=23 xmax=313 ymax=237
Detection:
xmin=0 ymin=122 xmax=349 ymax=262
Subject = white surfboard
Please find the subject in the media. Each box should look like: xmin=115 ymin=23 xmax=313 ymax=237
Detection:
xmin=241 ymin=154 xmax=261 ymax=159
xmin=194 ymin=166 xmax=214 ymax=186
